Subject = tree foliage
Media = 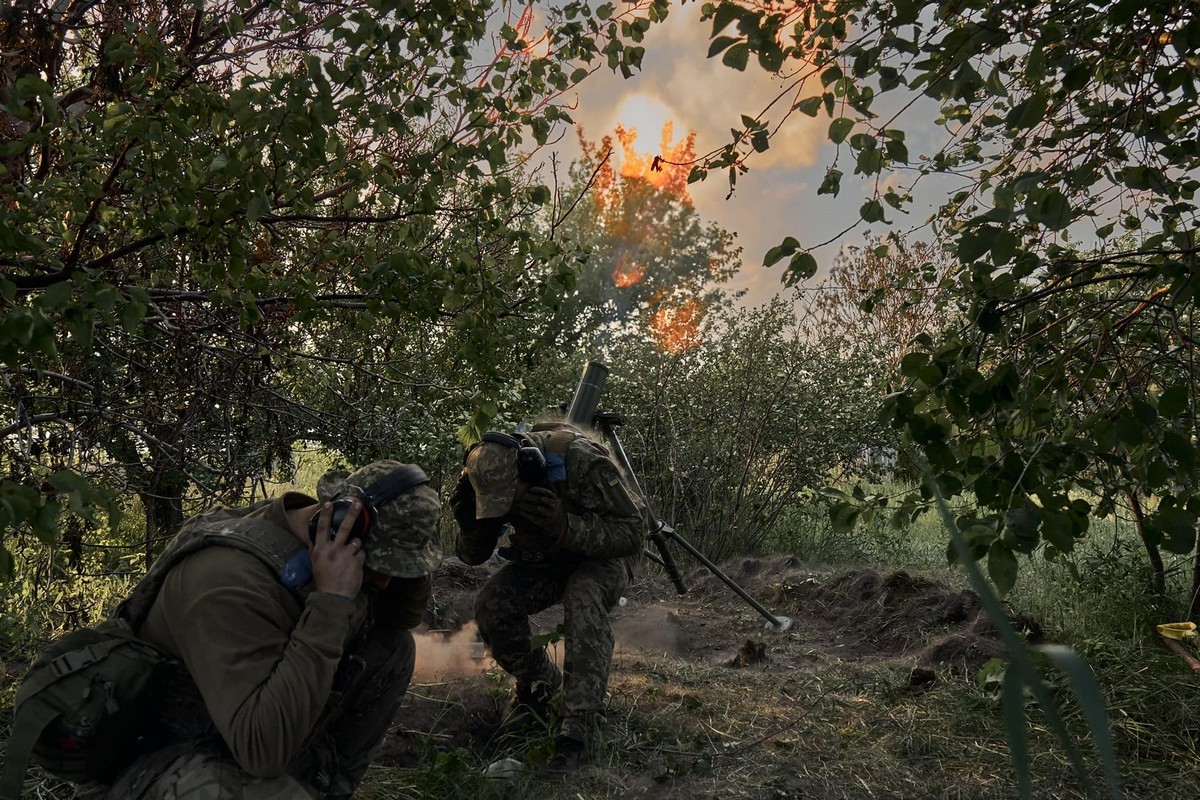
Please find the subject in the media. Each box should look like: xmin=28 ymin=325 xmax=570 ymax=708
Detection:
xmin=809 ymin=235 xmax=956 ymax=374
xmin=546 ymin=123 xmax=741 ymax=352
xmin=0 ymin=0 xmax=668 ymax=577
xmin=600 ymin=299 xmax=893 ymax=560
xmin=698 ymin=0 xmax=1200 ymax=611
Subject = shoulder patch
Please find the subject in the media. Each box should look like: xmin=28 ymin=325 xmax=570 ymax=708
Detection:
xmin=603 ymin=470 xmax=621 ymax=487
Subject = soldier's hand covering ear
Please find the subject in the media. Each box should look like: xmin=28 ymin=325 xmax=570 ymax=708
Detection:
xmin=516 ymin=486 xmax=566 ymax=540
xmin=449 ymin=472 xmax=477 ymax=530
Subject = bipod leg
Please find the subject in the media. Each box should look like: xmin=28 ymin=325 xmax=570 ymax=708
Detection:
xmin=658 ymin=523 xmax=793 ymax=632
xmin=598 ymin=418 xmax=791 ymax=632
xmin=649 ymin=522 xmax=687 ymax=594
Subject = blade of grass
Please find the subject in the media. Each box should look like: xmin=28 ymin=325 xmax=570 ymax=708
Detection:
xmin=927 ymin=475 xmax=1123 ymax=800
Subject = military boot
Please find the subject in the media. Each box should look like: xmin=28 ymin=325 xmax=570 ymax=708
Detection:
xmin=501 ymin=680 xmax=556 ymax=733
xmin=542 ymin=734 xmax=587 ymax=779
xmin=542 ymin=712 xmax=603 ymax=779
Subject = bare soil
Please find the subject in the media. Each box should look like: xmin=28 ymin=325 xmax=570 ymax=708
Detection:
xmin=362 ymin=555 xmax=1197 ymax=800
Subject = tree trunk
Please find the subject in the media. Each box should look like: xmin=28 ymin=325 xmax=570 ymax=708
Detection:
xmin=1128 ymin=492 xmax=1166 ymax=596
xmin=138 ymin=473 xmax=186 ymax=569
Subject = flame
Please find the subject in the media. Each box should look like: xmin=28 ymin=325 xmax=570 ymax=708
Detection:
xmin=650 ymin=298 xmax=703 ymax=354
xmin=614 ymin=123 xmax=696 ymax=202
xmin=577 ymin=124 xmax=709 ymax=352
xmin=613 ymin=253 xmax=647 ymax=287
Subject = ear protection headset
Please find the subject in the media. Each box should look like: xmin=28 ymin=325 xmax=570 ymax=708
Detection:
xmin=477 ymin=431 xmax=547 ymax=485
xmin=309 ymin=464 xmax=429 ymax=544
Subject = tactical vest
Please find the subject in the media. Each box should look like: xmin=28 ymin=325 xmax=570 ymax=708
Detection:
xmin=117 ymin=499 xmax=310 ymax=626
xmin=0 ymin=502 xmax=310 ymax=798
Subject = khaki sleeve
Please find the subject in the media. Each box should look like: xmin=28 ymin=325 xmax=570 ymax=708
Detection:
xmin=557 ymin=455 xmax=647 ymax=559
xmin=150 ymin=548 xmax=359 ymax=778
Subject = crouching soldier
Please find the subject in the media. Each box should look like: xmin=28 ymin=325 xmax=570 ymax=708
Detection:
xmin=451 ymin=425 xmax=646 ymax=776
xmin=85 ymin=460 xmax=441 ymax=800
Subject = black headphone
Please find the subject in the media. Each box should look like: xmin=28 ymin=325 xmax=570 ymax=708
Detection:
xmin=309 ymin=464 xmax=429 ymax=545
xmin=475 ymin=431 xmax=547 ymax=485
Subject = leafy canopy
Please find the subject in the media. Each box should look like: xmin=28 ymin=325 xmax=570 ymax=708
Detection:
xmin=695 ymin=0 xmax=1200 ymax=606
xmin=0 ymin=0 xmax=667 ymax=574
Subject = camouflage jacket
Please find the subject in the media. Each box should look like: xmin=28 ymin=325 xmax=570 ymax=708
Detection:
xmin=457 ymin=430 xmax=649 ymax=567
xmin=132 ymin=493 xmax=429 ymax=778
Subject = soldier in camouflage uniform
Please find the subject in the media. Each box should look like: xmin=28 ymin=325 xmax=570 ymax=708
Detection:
xmin=451 ymin=425 xmax=646 ymax=775
xmin=80 ymin=460 xmax=441 ymax=800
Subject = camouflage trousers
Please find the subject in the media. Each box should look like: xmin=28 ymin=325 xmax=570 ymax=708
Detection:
xmin=474 ymin=557 xmax=630 ymax=743
xmin=76 ymin=627 xmax=416 ymax=800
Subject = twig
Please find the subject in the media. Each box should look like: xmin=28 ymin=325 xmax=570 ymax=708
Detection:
xmin=1159 ymin=636 xmax=1200 ymax=674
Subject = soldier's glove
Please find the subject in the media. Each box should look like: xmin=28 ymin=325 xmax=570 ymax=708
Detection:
xmin=449 ymin=473 xmax=478 ymax=531
xmin=515 ymin=486 xmax=567 ymax=543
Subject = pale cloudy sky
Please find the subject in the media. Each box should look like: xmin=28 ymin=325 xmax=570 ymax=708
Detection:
xmin=540 ymin=2 xmax=847 ymax=307
xmin=539 ymin=1 xmax=951 ymax=307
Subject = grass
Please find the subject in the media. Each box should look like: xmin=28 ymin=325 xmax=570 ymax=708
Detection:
xmin=4 ymin=482 xmax=1199 ymax=799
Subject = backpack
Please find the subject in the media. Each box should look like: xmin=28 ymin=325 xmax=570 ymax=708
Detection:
xmin=0 ymin=501 xmax=307 ymax=799
xmin=0 ymin=617 xmax=172 ymax=798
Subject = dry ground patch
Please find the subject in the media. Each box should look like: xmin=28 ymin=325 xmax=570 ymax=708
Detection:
xmin=370 ymin=556 xmax=1199 ymax=800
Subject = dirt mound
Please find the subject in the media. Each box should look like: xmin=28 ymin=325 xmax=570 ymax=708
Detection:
xmin=662 ymin=557 xmax=1040 ymax=672
xmin=430 ymin=556 xmax=1042 ymax=674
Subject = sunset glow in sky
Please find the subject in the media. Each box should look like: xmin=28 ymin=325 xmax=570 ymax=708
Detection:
xmin=550 ymin=1 xmax=924 ymax=309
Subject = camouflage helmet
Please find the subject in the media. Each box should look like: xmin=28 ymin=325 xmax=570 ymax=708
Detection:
xmin=464 ymin=442 xmax=518 ymax=519
xmin=316 ymin=460 xmax=442 ymax=578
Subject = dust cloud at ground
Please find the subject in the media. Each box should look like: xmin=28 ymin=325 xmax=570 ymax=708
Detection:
xmin=413 ymin=622 xmax=494 ymax=680
xmin=614 ymin=604 xmax=682 ymax=654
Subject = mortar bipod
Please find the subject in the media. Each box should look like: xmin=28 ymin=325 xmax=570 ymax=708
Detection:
xmin=595 ymin=412 xmax=793 ymax=633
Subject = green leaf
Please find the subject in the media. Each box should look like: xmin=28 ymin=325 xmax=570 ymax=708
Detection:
xmin=830 ymin=501 xmax=860 ymax=533
xmin=817 ymin=167 xmax=842 ymax=197
xmin=722 ymin=43 xmax=749 ymax=71
xmin=899 ymin=352 xmax=929 ymax=377
xmin=786 ymin=252 xmax=818 ymax=282
xmin=48 ymin=470 xmax=96 ymax=519
xmin=711 ymin=1 xmax=742 ymax=34
xmin=1036 ymin=645 xmax=1124 ymax=800
xmin=120 ymin=299 xmax=146 ymax=332
xmin=763 ymin=236 xmax=799 ymax=267
xmin=247 ymin=195 xmax=270 ymax=223
xmin=1005 ymin=505 xmax=1041 ymax=553
xmin=707 ymin=36 xmax=739 ymax=58
xmin=987 ymin=541 xmax=1018 ymax=596
xmin=1157 ymin=384 xmax=1190 ymax=417
xmin=38 ymin=280 xmax=74 ymax=310
xmin=957 ymin=228 xmax=999 ymax=262
xmin=793 ymin=96 xmax=823 ymax=117
xmin=1025 ymin=189 xmax=1071 ymax=230
xmin=1161 ymin=431 xmax=1195 ymax=471
xmin=1000 ymin=665 xmax=1034 ymax=797
xmin=829 ymin=117 xmax=853 ymax=144
xmin=0 ymin=544 xmax=12 ymax=581
xmin=859 ymin=199 xmax=885 ymax=223
xmin=1151 ymin=507 xmax=1197 ymax=554
xmin=1041 ymin=510 xmax=1077 ymax=552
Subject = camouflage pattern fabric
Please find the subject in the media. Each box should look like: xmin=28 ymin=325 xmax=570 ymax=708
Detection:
xmin=76 ymin=745 xmax=317 ymax=800
xmin=78 ymin=627 xmax=416 ymax=800
xmin=459 ymin=429 xmax=647 ymax=748
xmin=315 ymin=460 xmax=442 ymax=578
xmin=474 ymin=557 xmax=631 ymax=743
xmin=464 ymin=443 xmax=519 ymax=519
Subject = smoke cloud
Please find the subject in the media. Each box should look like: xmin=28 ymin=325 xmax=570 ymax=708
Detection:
xmin=413 ymin=622 xmax=495 ymax=680
xmin=614 ymin=605 xmax=683 ymax=654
